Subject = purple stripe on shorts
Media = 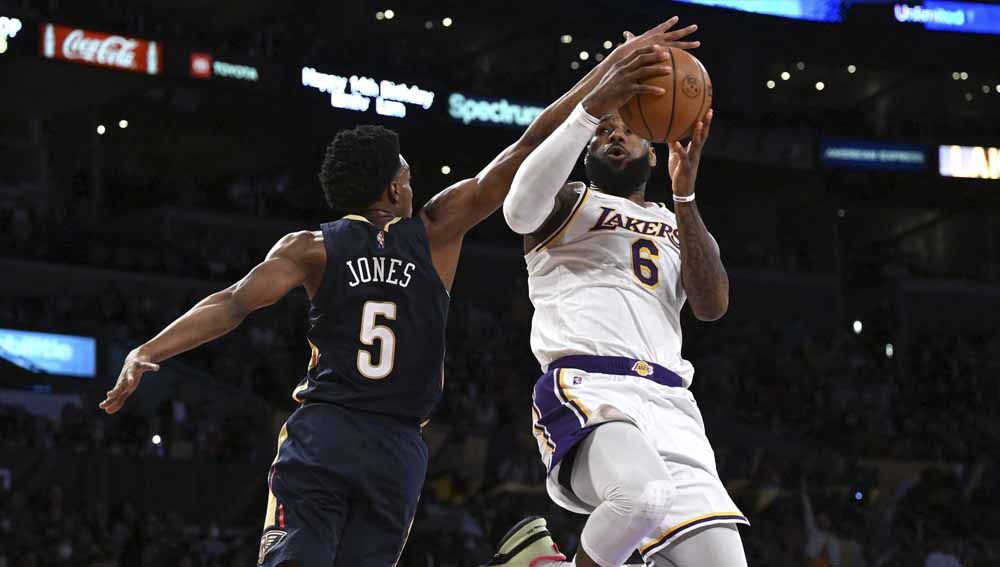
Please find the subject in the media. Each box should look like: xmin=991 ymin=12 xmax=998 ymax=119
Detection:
xmin=532 ymin=368 xmax=595 ymax=472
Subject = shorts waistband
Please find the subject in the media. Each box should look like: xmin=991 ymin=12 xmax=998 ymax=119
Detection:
xmin=548 ymin=355 xmax=683 ymax=388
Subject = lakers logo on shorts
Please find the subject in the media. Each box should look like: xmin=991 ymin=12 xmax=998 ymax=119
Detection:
xmin=258 ymin=529 xmax=288 ymax=565
xmin=631 ymin=361 xmax=654 ymax=377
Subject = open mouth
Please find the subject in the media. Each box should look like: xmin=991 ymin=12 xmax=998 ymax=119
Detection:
xmin=606 ymin=145 xmax=628 ymax=160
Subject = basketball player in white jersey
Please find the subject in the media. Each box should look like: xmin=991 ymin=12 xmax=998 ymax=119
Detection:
xmin=482 ymin=53 xmax=748 ymax=567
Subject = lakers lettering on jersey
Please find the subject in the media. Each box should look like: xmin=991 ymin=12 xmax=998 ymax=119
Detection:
xmin=525 ymin=184 xmax=696 ymax=386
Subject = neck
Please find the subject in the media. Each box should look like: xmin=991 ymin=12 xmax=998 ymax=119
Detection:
xmin=589 ymin=183 xmax=646 ymax=206
xmin=359 ymin=207 xmax=398 ymax=228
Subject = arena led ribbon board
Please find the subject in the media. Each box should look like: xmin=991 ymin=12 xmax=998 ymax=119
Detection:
xmin=41 ymin=22 xmax=161 ymax=75
xmin=939 ymin=145 xmax=1000 ymax=179
xmin=447 ymin=93 xmax=544 ymax=128
xmin=0 ymin=328 xmax=97 ymax=378
xmin=301 ymin=66 xmax=435 ymax=118
xmin=820 ymin=139 xmax=927 ymax=171
xmin=894 ymin=1 xmax=1000 ymax=35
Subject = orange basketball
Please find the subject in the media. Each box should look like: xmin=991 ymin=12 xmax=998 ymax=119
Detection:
xmin=619 ymin=48 xmax=712 ymax=143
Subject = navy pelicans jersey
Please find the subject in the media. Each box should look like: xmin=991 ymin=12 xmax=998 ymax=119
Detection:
xmin=292 ymin=215 xmax=449 ymax=421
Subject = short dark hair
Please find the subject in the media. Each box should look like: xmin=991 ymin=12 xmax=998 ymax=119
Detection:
xmin=318 ymin=125 xmax=401 ymax=212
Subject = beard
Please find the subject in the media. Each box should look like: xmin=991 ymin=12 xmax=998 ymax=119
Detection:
xmin=585 ymin=152 xmax=652 ymax=197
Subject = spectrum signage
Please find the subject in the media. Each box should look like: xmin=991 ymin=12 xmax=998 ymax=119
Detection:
xmin=190 ymin=52 xmax=259 ymax=82
xmin=0 ymin=328 xmax=96 ymax=378
xmin=301 ymin=66 xmax=435 ymax=118
xmin=820 ymin=139 xmax=927 ymax=171
xmin=939 ymin=145 xmax=1000 ymax=179
xmin=41 ymin=23 xmax=161 ymax=75
xmin=894 ymin=2 xmax=1000 ymax=35
xmin=0 ymin=16 xmax=22 ymax=55
xmin=448 ymin=93 xmax=544 ymax=128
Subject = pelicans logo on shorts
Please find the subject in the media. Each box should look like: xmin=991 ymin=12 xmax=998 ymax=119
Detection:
xmin=631 ymin=361 xmax=654 ymax=377
xmin=258 ymin=529 xmax=288 ymax=565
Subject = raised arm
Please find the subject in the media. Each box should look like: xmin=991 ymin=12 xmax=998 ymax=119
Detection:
xmin=421 ymin=18 xmax=698 ymax=242
xmin=100 ymin=231 xmax=325 ymax=414
xmin=667 ymin=109 xmax=729 ymax=321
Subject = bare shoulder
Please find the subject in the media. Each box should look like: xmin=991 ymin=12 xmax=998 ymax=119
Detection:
xmin=269 ymin=231 xmax=326 ymax=265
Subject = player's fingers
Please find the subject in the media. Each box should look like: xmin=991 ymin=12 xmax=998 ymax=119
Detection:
xmin=630 ymin=64 xmax=673 ymax=82
xmin=623 ymin=31 xmax=635 ymax=41
xmin=666 ymin=40 xmax=700 ymax=50
xmin=643 ymin=16 xmax=679 ymax=37
xmin=139 ymin=361 xmax=160 ymax=372
xmin=661 ymin=24 xmax=698 ymax=42
xmin=621 ymin=47 xmax=669 ymax=71
xmin=691 ymin=120 xmax=705 ymax=147
xmin=631 ymin=85 xmax=667 ymax=97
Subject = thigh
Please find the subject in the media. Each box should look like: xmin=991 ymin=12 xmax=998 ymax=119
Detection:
xmin=334 ymin=424 xmax=428 ymax=567
xmin=569 ymin=421 xmax=672 ymax=508
xmin=651 ymin=525 xmax=748 ymax=567
xmin=259 ymin=418 xmax=354 ymax=567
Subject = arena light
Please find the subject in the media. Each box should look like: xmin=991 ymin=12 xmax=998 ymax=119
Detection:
xmin=441 ymin=165 xmax=451 ymax=175
xmin=852 ymin=320 xmax=863 ymax=335
xmin=965 ymin=92 xmax=974 ymax=101
xmin=603 ymin=40 xmax=613 ymax=49
xmin=0 ymin=16 xmax=22 ymax=55
xmin=570 ymin=61 xmax=580 ymax=70
xmin=579 ymin=51 xmax=589 ymax=60
xmin=781 ymin=71 xmax=791 ymax=81
xmin=885 ymin=343 xmax=894 ymax=358
xmin=442 ymin=17 xmax=453 ymax=27
xmin=375 ymin=11 xmax=384 ymax=20
xmin=97 ymin=124 xmax=106 ymax=135
xmin=766 ymin=80 xmax=775 ymax=89
xmin=815 ymin=81 xmax=825 ymax=91
xmin=996 ymin=84 xmax=1000 ymax=93
xmin=847 ymin=64 xmax=856 ymax=74
xmin=560 ymin=34 xmax=572 ymax=44
xmin=152 ymin=434 xmax=162 ymax=446
xmin=837 ymin=209 xmax=846 ymax=218
xmin=796 ymin=61 xmax=805 ymax=70
xmin=424 ymin=20 xmax=433 ymax=29
xmin=855 ymin=491 xmax=864 ymax=501
xmin=384 ymin=9 xmax=395 ymax=20
xmin=119 ymin=119 xmax=128 ymax=128
xmin=595 ymin=53 xmax=604 ymax=62
xmin=960 ymin=71 xmax=968 ymax=80
xmin=952 ymin=71 xmax=960 ymax=80
xmin=983 ymin=85 xmax=992 ymax=94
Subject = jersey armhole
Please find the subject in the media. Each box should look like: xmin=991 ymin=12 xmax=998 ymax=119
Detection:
xmin=411 ymin=215 xmax=452 ymax=298
xmin=527 ymin=185 xmax=590 ymax=255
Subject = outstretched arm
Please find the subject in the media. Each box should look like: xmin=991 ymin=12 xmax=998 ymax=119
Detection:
xmin=421 ymin=18 xmax=698 ymax=242
xmin=668 ymin=109 xmax=729 ymax=321
xmin=100 ymin=231 xmax=323 ymax=414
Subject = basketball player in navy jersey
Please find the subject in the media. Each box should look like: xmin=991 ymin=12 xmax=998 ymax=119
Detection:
xmin=99 ymin=19 xmax=698 ymax=567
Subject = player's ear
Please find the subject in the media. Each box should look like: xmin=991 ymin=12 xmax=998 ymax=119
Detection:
xmin=387 ymin=180 xmax=401 ymax=204
xmin=647 ymin=145 xmax=657 ymax=168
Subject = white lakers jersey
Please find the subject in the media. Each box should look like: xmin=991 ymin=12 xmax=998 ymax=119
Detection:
xmin=525 ymin=184 xmax=695 ymax=386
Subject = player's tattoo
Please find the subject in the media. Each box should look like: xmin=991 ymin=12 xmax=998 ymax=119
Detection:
xmin=674 ymin=201 xmax=728 ymax=321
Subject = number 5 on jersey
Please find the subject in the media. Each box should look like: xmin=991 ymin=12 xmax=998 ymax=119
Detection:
xmin=357 ymin=301 xmax=397 ymax=379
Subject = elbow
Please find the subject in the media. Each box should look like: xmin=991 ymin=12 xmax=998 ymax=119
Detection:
xmin=692 ymin=297 xmax=729 ymax=322
xmin=503 ymin=193 xmax=538 ymax=235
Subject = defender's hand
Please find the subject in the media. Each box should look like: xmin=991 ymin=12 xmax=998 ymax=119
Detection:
xmin=668 ymin=108 xmax=713 ymax=198
xmin=613 ymin=16 xmax=700 ymax=57
xmin=100 ymin=349 xmax=160 ymax=414
xmin=582 ymin=46 xmax=673 ymax=118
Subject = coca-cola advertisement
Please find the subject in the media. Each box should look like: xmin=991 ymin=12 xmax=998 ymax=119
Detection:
xmin=40 ymin=23 xmax=161 ymax=75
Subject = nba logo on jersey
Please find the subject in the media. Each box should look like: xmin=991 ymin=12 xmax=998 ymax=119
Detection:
xmin=631 ymin=361 xmax=654 ymax=377
xmin=376 ymin=231 xmax=386 ymax=249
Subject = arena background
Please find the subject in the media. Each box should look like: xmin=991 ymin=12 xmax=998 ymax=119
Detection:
xmin=1 ymin=0 xmax=999 ymax=565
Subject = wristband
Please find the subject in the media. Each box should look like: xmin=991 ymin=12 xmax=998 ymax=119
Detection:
xmin=672 ymin=193 xmax=695 ymax=203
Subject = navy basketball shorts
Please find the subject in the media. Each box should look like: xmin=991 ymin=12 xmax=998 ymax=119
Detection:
xmin=257 ymin=402 xmax=428 ymax=567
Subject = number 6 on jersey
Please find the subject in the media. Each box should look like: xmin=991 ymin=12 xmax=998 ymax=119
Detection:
xmin=357 ymin=301 xmax=397 ymax=379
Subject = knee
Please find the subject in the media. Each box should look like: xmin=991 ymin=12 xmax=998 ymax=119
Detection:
xmin=604 ymin=478 xmax=675 ymax=522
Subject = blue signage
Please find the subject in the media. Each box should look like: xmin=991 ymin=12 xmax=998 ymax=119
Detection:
xmin=674 ymin=0 xmax=843 ymax=22
xmin=0 ymin=328 xmax=97 ymax=378
xmin=895 ymin=1 xmax=1000 ymax=35
xmin=820 ymin=139 xmax=927 ymax=171
xmin=448 ymin=93 xmax=544 ymax=128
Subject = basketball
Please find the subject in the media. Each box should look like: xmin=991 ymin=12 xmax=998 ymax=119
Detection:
xmin=619 ymin=48 xmax=712 ymax=143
